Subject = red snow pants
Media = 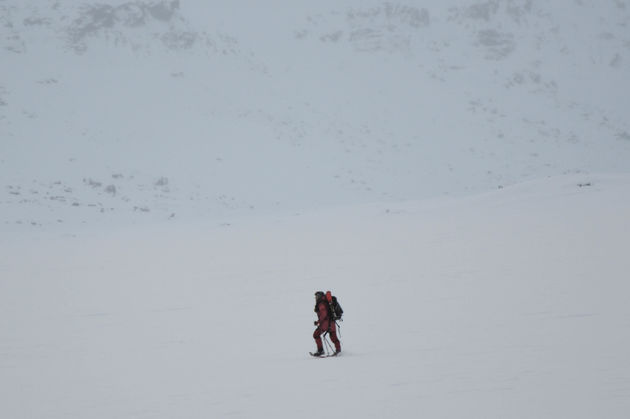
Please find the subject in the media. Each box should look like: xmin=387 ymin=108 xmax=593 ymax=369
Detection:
xmin=313 ymin=327 xmax=341 ymax=352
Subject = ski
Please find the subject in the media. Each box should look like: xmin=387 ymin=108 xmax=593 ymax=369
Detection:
xmin=309 ymin=352 xmax=340 ymax=358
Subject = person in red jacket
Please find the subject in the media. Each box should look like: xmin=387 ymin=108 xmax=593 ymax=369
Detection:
xmin=312 ymin=291 xmax=341 ymax=356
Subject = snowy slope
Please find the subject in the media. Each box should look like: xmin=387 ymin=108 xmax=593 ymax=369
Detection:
xmin=2 ymin=174 xmax=630 ymax=418
xmin=2 ymin=0 xmax=629 ymax=229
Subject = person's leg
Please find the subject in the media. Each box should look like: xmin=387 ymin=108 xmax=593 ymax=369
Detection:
xmin=329 ymin=330 xmax=341 ymax=352
xmin=313 ymin=328 xmax=324 ymax=352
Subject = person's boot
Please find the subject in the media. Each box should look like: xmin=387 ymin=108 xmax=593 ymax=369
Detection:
xmin=332 ymin=344 xmax=341 ymax=356
xmin=312 ymin=348 xmax=324 ymax=357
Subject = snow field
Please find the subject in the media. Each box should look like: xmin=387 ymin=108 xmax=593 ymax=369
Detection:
xmin=2 ymin=174 xmax=629 ymax=418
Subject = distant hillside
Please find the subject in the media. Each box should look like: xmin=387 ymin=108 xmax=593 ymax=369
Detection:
xmin=1 ymin=0 xmax=629 ymax=231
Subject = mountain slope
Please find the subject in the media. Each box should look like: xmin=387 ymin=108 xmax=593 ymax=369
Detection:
xmin=2 ymin=0 xmax=629 ymax=230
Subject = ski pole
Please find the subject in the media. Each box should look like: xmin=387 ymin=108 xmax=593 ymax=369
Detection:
xmin=323 ymin=331 xmax=334 ymax=355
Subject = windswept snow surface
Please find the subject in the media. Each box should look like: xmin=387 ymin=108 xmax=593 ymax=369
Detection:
xmin=2 ymin=0 xmax=630 ymax=417
xmin=2 ymin=174 xmax=630 ymax=418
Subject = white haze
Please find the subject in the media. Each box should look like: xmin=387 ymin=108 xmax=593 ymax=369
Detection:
xmin=1 ymin=1 xmax=629 ymax=418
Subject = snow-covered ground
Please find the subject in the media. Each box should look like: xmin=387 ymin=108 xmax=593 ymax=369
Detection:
xmin=1 ymin=1 xmax=630 ymax=418
xmin=2 ymin=174 xmax=630 ymax=418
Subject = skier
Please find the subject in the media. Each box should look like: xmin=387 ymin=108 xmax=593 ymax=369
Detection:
xmin=312 ymin=290 xmax=341 ymax=356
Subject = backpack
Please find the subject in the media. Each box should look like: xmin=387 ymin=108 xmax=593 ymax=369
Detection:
xmin=327 ymin=294 xmax=343 ymax=321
